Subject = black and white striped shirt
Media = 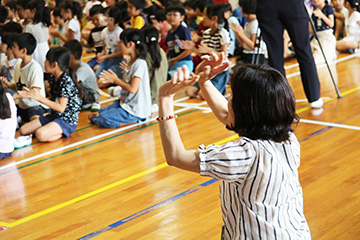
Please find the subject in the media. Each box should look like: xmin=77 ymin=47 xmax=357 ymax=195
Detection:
xmin=199 ymin=133 xmax=311 ymax=240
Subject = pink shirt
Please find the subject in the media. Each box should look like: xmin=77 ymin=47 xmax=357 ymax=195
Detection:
xmin=0 ymin=93 xmax=17 ymax=153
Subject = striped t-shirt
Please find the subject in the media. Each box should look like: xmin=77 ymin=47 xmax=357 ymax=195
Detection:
xmin=201 ymin=27 xmax=230 ymax=60
xmin=199 ymin=133 xmax=311 ymax=240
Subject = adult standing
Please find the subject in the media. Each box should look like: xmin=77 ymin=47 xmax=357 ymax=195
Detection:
xmin=256 ymin=0 xmax=324 ymax=108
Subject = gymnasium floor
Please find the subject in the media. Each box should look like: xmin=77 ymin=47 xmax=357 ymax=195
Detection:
xmin=0 ymin=52 xmax=359 ymax=239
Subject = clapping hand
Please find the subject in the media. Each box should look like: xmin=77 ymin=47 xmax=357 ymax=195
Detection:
xmin=159 ymin=65 xmax=198 ymax=98
xmin=195 ymin=52 xmax=230 ymax=85
xmin=99 ymin=69 xmax=118 ymax=85
xmin=17 ymin=87 xmax=42 ymax=101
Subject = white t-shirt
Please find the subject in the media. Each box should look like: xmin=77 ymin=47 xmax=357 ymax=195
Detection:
xmin=345 ymin=11 xmax=360 ymax=42
xmin=62 ymin=18 xmax=81 ymax=45
xmin=120 ymin=58 xmax=151 ymax=118
xmin=83 ymin=0 xmax=101 ymax=15
xmin=24 ymin=23 xmax=50 ymax=71
xmin=0 ymin=93 xmax=17 ymax=153
xmin=101 ymin=26 xmax=123 ymax=55
xmin=243 ymin=19 xmax=267 ymax=55
xmin=12 ymin=59 xmax=48 ymax=109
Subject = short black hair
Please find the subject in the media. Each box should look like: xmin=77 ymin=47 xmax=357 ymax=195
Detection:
xmin=107 ymin=6 xmax=121 ymax=24
xmin=5 ymin=1 xmax=17 ymax=11
xmin=238 ymin=0 xmax=256 ymax=14
xmin=0 ymin=5 xmax=8 ymax=24
xmin=52 ymin=8 xmax=62 ymax=18
xmin=165 ymin=5 xmax=185 ymax=16
xmin=128 ymin=0 xmax=145 ymax=11
xmin=14 ymin=33 xmax=37 ymax=55
xmin=64 ymin=39 xmax=83 ymax=60
xmin=1 ymin=32 xmax=17 ymax=48
xmin=228 ymin=63 xmax=299 ymax=142
xmin=89 ymin=4 xmax=104 ymax=17
xmin=196 ymin=0 xmax=214 ymax=12
xmin=184 ymin=1 xmax=197 ymax=11
xmin=2 ymin=21 xmax=23 ymax=34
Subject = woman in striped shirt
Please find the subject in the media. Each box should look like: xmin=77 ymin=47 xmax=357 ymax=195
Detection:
xmin=158 ymin=52 xmax=311 ymax=240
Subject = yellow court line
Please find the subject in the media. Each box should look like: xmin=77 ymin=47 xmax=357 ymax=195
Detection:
xmin=2 ymin=85 xmax=359 ymax=228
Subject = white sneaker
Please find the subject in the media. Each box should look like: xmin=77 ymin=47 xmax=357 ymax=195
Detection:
xmin=14 ymin=135 xmax=32 ymax=149
xmin=310 ymin=98 xmax=324 ymax=109
xmin=91 ymin=102 xmax=101 ymax=112
xmin=108 ymin=86 xmax=122 ymax=97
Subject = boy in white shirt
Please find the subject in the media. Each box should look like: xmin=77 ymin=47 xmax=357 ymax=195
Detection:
xmin=0 ymin=33 xmax=49 ymax=123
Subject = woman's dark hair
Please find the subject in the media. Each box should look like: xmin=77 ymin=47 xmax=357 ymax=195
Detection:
xmin=107 ymin=6 xmax=121 ymax=25
xmin=345 ymin=0 xmax=360 ymax=11
xmin=227 ymin=64 xmax=299 ymax=142
xmin=120 ymin=28 xmax=147 ymax=59
xmin=196 ymin=0 xmax=214 ymax=12
xmin=0 ymin=81 xmax=11 ymax=119
xmin=142 ymin=25 xmax=161 ymax=69
xmin=46 ymin=47 xmax=82 ymax=98
xmin=205 ymin=4 xmax=229 ymax=31
xmin=239 ymin=0 xmax=257 ymax=14
xmin=26 ymin=0 xmax=51 ymax=27
xmin=59 ymin=0 xmax=82 ymax=21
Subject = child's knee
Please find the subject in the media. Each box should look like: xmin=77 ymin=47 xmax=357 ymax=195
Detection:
xmin=19 ymin=125 xmax=29 ymax=136
xmin=35 ymin=128 xmax=49 ymax=142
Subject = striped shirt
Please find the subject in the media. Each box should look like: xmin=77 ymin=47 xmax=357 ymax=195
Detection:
xmin=202 ymin=27 xmax=230 ymax=60
xmin=199 ymin=133 xmax=311 ymax=240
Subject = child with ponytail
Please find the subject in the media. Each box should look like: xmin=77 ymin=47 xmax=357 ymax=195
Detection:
xmin=89 ymin=28 xmax=151 ymax=128
xmin=17 ymin=47 xmax=82 ymax=142
xmin=142 ymin=25 xmax=168 ymax=112
xmin=24 ymin=0 xmax=51 ymax=71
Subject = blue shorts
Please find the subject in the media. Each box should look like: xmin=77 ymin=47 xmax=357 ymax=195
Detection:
xmin=0 ymin=152 xmax=12 ymax=159
xmin=17 ymin=105 xmax=49 ymax=123
xmin=39 ymin=115 xmax=77 ymax=138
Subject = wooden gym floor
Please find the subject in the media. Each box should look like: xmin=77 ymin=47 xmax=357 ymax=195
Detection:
xmin=0 ymin=53 xmax=359 ymax=239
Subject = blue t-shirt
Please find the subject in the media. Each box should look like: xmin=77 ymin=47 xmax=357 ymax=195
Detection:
xmin=312 ymin=3 xmax=334 ymax=31
xmin=165 ymin=24 xmax=192 ymax=60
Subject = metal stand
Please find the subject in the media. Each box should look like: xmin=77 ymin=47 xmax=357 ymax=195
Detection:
xmin=305 ymin=2 xmax=343 ymax=98
xmin=251 ymin=27 xmax=262 ymax=64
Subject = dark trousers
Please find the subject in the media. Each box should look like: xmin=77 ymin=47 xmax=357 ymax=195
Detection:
xmin=257 ymin=0 xmax=321 ymax=102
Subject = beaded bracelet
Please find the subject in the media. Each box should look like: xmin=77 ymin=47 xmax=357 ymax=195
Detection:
xmin=156 ymin=115 xmax=178 ymax=121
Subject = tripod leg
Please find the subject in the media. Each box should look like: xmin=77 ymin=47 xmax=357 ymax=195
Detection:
xmin=304 ymin=2 xmax=343 ymax=98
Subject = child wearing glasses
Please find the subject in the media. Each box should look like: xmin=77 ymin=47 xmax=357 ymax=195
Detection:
xmin=165 ymin=5 xmax=193 ymax=79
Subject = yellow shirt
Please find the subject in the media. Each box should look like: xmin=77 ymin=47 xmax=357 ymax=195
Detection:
xmin=131 ymin=16 xmax=145 ymax=29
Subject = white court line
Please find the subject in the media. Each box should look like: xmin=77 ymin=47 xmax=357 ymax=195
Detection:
xmin=0 ymin=97 xmax=196 ymax=172
xmin=286 ymin=53 xmax=358 ymax=78
xmin=300 ymin=119 xmax=360 ymax=131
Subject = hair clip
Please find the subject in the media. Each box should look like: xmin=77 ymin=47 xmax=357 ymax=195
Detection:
xmin=136 ymin=40 xmax=141 ymax=45
xmin=150 ymin=37 xmax=157 ymax=42
xmin=146 ymin=36 xmax=149 ymax=43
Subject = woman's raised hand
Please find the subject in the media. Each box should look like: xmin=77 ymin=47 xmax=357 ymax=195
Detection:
xmin=159 ymin=65 xmax=198 ymax=98
xmin=195 ymin=52 xmax=230 ymax=84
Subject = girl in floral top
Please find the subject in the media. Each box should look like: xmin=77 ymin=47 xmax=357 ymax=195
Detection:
xmin=18 ymin=47 xmax=82 ymax=142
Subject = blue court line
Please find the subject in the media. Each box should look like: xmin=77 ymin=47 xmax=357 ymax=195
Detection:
xmin=77 ymin=123 xmax=344 ymax=240
xmin=77 ymin=178 xmax=219 ymax=240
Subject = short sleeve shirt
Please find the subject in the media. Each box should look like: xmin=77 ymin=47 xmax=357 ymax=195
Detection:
xmin=49 ymin=72 xmax=82 ymax=125
xmin=312 ymin=3 xmax=334 ymax=31
xmin=101 ymin=26 xmax=123 ymax=55
xmin=120 ymin=59 xmax=151 ymax=118
xmin=166 ymin=24 xmax=192 ymax=60
xmin=88 ymin=26 xmax=106 ymax=54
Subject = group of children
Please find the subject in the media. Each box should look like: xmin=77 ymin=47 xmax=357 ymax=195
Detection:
xmin=0 ymin=0 xmax=359 ymax=158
